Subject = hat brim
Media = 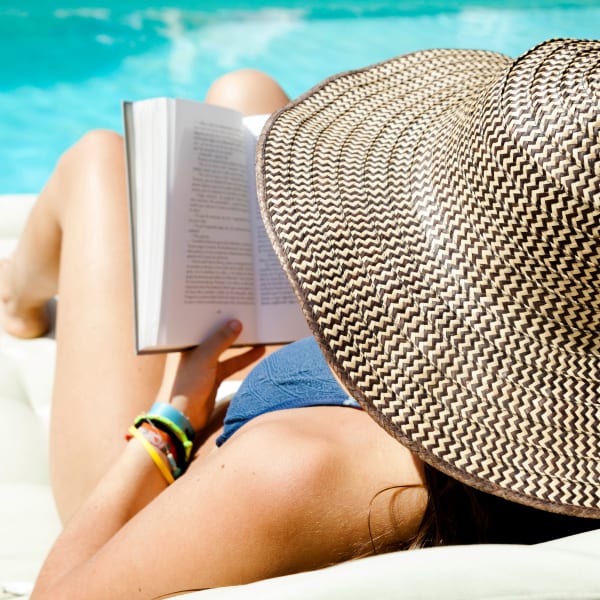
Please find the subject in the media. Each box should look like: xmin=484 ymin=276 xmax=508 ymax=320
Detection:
xmin=257 ymin=43 xmax=600 ymax=518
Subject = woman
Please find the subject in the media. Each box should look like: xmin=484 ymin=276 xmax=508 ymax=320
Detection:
xmin=2 ymin=69 xmax=427 ymax=599
xmin=3 ymin=39 xmax=599 ymax=598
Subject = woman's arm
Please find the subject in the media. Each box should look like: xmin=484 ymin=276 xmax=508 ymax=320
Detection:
xmin=31 ymin=320 xmax=264 ymax=598
xmin=32 ymin=439 xmax=169 ymax=596
xmin=31 ymin=325 xmax=427 ymax=598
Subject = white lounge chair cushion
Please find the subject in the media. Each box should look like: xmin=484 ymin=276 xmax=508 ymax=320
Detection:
xmin=1 ymin=195 xmax=599 ymax=599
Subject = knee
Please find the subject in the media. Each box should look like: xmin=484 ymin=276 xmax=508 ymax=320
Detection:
xmin=57 ymin=129 xmax=124 ymax=176
xmin=49 ymin=129 xmax=127 ymax=217
xmin=205 ymin=69 xmax=289 ymax=115
xmin=77 ymin=128 xmax=123 ymax=151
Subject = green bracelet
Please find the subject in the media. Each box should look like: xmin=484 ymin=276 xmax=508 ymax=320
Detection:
xmin=135 ymin=402 xmax=196 ymax=462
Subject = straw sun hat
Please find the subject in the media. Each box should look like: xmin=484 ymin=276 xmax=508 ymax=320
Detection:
xmin=257 ymin=38 xmax=600 ymax=517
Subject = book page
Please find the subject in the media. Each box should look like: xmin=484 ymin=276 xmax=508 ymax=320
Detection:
xmin=160 ymin=100 xmax=257 ymax=348
xmin=250 ymin=194 xmax=311 ymax=342
xmin=123 ymin=99 xmax=170 ymax=353
xmin=244 ymin=116 xmax=311 ymax=344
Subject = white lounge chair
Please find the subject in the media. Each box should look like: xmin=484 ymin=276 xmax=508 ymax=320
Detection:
xmin=1 ymin=195 xmax=599 ymax=599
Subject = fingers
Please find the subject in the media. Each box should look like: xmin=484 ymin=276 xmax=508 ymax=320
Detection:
xmin=177 ymin=319 xmax=266 ymax=386
xmin=187 ymin=319 xmax=243 ymax=364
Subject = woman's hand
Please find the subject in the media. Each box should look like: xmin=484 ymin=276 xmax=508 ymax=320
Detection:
xmin=165 ymin=320 xmax=265 ymax=431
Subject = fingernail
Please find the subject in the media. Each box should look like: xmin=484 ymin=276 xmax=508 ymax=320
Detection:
xmin=228 ymin=319 xmax=242 ymax=333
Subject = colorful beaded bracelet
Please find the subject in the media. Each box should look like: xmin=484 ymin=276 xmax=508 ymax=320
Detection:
xmin=134 ymin=402 xmax=196 ymax=462
xmin=128 ymin=425 xmax=175 ymax=485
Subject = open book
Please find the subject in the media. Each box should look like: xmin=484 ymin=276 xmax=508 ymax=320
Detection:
xmin=123 ymin=98 xmax=309 ymax=353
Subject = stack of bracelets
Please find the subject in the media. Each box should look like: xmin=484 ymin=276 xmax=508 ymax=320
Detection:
xmin=126 ymin=402 xmax=196 ymax=484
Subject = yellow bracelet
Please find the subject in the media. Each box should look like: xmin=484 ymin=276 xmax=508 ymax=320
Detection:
xmin=128 ymin=425 xmax=174 ymax=485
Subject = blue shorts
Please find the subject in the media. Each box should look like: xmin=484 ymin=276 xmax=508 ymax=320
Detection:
xmin=216 ymin=337 xmax=360 ymax=446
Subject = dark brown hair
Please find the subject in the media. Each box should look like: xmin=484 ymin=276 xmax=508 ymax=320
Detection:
xmin=410 ymin=464 xmax=598 ymax=548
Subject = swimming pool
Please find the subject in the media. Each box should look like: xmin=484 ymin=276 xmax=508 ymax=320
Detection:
xmin=1 ymin=0 xmax=599 ymax=193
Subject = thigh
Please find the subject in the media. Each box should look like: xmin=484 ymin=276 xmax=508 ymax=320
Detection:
xmin=49 ymin=130 xmax=166 ymax=521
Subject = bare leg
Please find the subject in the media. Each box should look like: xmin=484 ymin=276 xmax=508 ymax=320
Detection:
xmin=0 ymin=69 xmax=290 ymax=524
xmin=0 ymin=199 xmax=59 ymax=338
xmin=0 ymin=129 xmax=168 ymax=523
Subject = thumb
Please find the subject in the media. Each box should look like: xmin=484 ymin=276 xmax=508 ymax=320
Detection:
xmin=196 ymin=319 xmax=243 ymax=361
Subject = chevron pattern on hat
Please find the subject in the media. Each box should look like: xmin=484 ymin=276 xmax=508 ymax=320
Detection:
xmin=257 ymin=39 xmax=600 ymax=517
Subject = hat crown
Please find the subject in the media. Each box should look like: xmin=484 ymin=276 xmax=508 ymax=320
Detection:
xmin=258 ymin=38 xmax=600 ymax=516
xmin=442 ymin=39 xmax=600 ymax=354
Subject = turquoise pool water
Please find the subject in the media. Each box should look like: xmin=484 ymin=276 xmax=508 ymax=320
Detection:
xmin=1 ymin=0 xmax=599 ymax=193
